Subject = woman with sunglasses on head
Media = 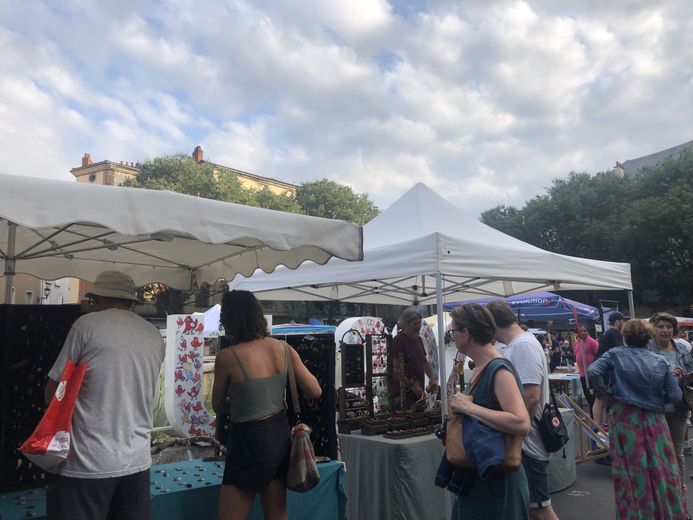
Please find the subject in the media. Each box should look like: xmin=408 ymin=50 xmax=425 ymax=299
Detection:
xmin=445 ymin=304 xmax=531 ymax=519
xmin=212 ymin=290 xmax=321 ymax=520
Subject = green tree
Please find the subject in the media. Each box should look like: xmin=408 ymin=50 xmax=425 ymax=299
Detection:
xmin=296 ymin=179 xmax=379 ymax=225
xmin=124 ymin=154 xmax=252 ymax=203
xmin=480 ymin=205 xmax=529 ymax=243
xmin=480 ymin=152 xmax=693 ymax=307
xmin=247 ymin=186 xmax=303 ymax=213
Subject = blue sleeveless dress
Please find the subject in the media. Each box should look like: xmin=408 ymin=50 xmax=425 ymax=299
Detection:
xmin=452 ymin=358 xmax=529 ymax=520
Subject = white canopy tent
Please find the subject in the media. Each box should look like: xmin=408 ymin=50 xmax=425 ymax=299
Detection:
xmin=0 ymin=173 xmax=363 ymax=299
xmin=230 ymin=182 xmax=634 ymax=414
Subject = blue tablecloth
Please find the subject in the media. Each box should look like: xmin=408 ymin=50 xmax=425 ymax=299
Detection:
xmin=0 ymin=460 xmax=346 ymax=520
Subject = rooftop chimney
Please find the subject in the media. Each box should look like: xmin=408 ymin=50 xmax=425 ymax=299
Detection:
xmin=82 ymin=153 xmax=93 ymax=167
xmin=192 ymin=145 xmax=203 ymax=163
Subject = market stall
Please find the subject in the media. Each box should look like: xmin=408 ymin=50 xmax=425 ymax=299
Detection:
xmin=230 ymin=183 xmax=631 ymax=515
xmin=0 ymin=173 xmax=362 ymax=503
xmin=230 ymin=182 xmax=633 ymax=421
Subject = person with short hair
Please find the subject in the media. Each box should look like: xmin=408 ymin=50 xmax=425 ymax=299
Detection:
xmin=446 ymin=303 xmax=530 ymax=519
xmin=44 ymin=271 xmax=165 ymax=520
xmin=212 ymin=290 xmax=321 ymax=520
xmin=647 ymin=311 xmax=693 ymax=488
xmin=588 ymin=319 xmax=685 ymax=519
xmin=391 ymin=307 xmax=436 ymax=410
xmin=596 ymin=311 xmax=625 ymax=359
xmin=573 ymin=325 xmax=599 ymax=413
xmin=487 ymin=300 xmax=558 ymax=520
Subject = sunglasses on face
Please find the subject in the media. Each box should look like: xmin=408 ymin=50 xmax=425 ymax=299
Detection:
xmin=444 ymin=328 xmax=460 ymax=343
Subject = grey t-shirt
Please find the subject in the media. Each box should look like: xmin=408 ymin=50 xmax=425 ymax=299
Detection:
xmin=504 ymin=331 xmax=550 ymax=461
xmin=658 ymin=348 xmax=679 ymax=369
xmin=48 ymin=308 xmax=165 ymax=478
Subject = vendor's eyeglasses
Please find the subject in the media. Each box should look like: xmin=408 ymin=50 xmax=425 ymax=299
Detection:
xmin=444 ymin=329 xmax=459 ymax=343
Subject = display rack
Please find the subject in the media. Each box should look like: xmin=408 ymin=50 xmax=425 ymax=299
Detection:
xmin=337 ymin=331 xmax=392 ymax=434
xmin=274 ymin=328 xmax=338 ymax=460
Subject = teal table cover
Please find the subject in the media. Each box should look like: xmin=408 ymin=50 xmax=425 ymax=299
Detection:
xmin=0 ymin=459 xmax=346 ymax=520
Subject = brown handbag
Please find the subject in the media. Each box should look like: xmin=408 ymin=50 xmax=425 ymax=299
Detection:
xmin=445 ymin=359 xmax=524 ymax=472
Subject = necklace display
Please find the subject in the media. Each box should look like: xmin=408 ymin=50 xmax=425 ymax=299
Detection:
xmin=277 ymin=334 xmax=337 ymax=460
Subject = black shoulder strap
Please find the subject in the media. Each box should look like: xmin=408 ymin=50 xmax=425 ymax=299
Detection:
xmin=283 ymin=341 xmax=301 ymax=422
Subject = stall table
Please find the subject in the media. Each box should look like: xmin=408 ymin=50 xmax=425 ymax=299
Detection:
xmin=0 ymin=460 xmax=346 ymax=520
xmin=549 ymin=408 xmax=577 ymax=493
xmin=339 ymin=431 xmax=446 ymax=520
xmin=548 ymin=373 xmax=584 ymax=399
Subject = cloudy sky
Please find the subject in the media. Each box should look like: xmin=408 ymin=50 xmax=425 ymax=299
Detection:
xmin=1 ymin=0 xmax=692 ymax=215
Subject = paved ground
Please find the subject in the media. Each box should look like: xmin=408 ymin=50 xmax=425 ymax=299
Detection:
xmin=552 ymin=450 xmax=693 ymax=519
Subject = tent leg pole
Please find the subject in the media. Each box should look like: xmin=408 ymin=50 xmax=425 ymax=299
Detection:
xmin=435 ymin=272 xmax=452 ymax=520
xmin=627 ymin=290 xmax=635 ymax=320
xmin=4 ymin=222 xmax=16 ymax=304
xmin=435 ymin=273 xmax=447 ymax=417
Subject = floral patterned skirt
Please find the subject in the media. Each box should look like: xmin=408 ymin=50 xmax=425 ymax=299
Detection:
xmin=609 ymin=402 xmax=685 ymax=520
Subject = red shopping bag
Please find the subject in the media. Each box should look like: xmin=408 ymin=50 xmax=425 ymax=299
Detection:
xmin=19 ymin=360 xmax=87 ymax=472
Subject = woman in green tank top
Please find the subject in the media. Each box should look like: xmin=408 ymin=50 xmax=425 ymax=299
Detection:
xmin=212 ymin=290 xmax=321 ymax=520
xmin=446 ymin=303 xmax=531 ymax=520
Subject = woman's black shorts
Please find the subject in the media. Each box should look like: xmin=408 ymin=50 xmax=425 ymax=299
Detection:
xmin=222 ymin=410 xmax=291 ymax=492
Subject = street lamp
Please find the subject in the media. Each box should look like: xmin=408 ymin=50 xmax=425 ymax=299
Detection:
xmin=43 ymin=284 xmax=51 ymax=303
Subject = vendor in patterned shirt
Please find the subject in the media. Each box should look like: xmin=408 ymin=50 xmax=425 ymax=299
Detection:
xmin=391 ymin=307 xmax=436 ymax=410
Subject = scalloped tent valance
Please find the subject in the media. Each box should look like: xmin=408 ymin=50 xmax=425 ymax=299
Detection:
xmin=0 ymin=173 xmax=363 ymax=300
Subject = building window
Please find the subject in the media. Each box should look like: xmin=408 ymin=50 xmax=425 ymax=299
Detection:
xmin=89 ymin=174 xmax=96 ymax=182
xmin=25 ymin=291 xmax=34 ymax=304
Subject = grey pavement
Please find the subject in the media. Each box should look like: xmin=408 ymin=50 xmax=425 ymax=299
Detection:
xmin=552 ymin=449 xmax=693 ymax=520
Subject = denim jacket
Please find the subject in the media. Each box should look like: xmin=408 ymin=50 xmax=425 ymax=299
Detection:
xmin=647 ymin=339 xmax=693 ymax=373
xmin=588 ymin=346 xmax=682 ymax=413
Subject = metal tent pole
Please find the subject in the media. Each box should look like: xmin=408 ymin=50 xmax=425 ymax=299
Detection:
xmin=627 ymin=290 xmax=635 ymax=319
xmin=435 ymin=272 xmax=453 ymax=518
xmin=435 ymin=273 xmax=447 ymax=418
xmin=4 ymin=222 xmax=16 ymax=304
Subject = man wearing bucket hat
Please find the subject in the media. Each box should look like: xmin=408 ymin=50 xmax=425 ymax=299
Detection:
xmin=44 ymin=271 xmax=165 ymax=520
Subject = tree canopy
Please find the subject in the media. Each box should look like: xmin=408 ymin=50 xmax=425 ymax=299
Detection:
xmin=481 ymin=152 xmax=693 ymax=307
xmin=296 ymin=179 xmax=380 ymax=225
xmin=126 ymin=155 xmax=378 ymax=224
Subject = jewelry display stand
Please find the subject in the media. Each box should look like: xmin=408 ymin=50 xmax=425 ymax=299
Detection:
xmin=337 ymin=331 xmax=392 ymax=434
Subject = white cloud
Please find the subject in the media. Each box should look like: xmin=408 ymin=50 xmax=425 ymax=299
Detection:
xmin=0 ymin=0 xmax=692 ymax=216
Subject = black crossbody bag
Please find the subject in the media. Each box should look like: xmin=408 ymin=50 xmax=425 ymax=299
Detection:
xmin=534 ymin=384 xmax=569 ymax=457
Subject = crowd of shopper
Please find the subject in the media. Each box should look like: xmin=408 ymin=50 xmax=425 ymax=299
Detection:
xmin=39 ymin=270 xmax=692 ymax=520
xmin=442 ymin=303 xmax=692 ymax=520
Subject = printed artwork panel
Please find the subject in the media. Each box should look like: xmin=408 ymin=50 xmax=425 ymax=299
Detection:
xmin=165 ymin=315 xmax=215 ymax=437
